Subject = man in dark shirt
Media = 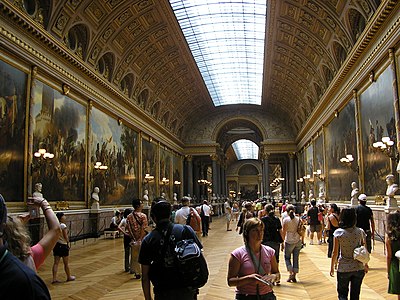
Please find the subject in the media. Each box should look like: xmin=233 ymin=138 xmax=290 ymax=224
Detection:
xmin=139 ymin=199 xmax=203 ymax=300
xmin=307 ymin=200 xmax=322 ymax=245
xmin=0 ymin=194 xmax=51 ymax=300
xmin=355 ymin=194 xmax=375 ymax=253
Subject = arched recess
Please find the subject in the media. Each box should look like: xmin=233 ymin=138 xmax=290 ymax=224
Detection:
xmin=238 ymin=163 xmax=261 ymax=175
xmin=137 ymin=89 xmax=149 ymax=109
xmin=66 ymin=24 xmax=89 ymax=60
xmin=213 ymin=117 xmax=267 ymax=152
xmin=332 ymin=41 xmax=348 ymax=65
xmin=22 ymin=0 xmax=52 ymax=29
xmin=322 ymin=64 xmax=334 ymax=86
xmin=96 ymin=52 xmax=114 ymax=82
xmin=120 ymin=73 xmax=135 ymax=97
xmin=169 ymin=119 xmax=177 ymax=132
xmin=347 ymin=8 xmax=366 ymax=41
xmin=151 ymin=101 xmax=160 ymax=118
xmin=162 ymin=111 xmax=170 ymax=126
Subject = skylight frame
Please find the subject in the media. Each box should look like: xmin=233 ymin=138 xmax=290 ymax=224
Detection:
xmin=169 ymin=0 xmax=267 ymax=106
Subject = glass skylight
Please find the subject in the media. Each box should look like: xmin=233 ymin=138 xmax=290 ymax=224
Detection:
xmin=232 ymin=139 xmax=259 ymax=160
xmin=169 ymin=0 xmax=266 ymax=106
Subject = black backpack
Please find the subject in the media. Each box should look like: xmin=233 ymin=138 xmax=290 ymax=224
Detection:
xmin=161 ymin=224 xmax=209 ymax=289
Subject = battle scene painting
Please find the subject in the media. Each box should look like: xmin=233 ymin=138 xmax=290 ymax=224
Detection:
xmin=159 ymin=147 xmax=171 ymax=200
xmin=314 ymin=134 xmax=325 ymax=198
xmin=325 ymin=99 xmax=357 ymax=201
xmin=31 ymin=80 xmax=86 ymax=201
xmin=91 ymin=107 xmax=139 ymax=205
xmin=0 ymin=59 xmax=27 ymax=201
xmin=173 ymin=154 xmax=182 ymax=199
xmin=360 ymin=67 xmax=395 ymax=195
xmin=142 ymin=139 xmax=157 ymax=200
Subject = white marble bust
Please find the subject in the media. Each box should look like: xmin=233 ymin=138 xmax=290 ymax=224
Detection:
xmin=350 ymin=181 xmax=359 ymax=206
xmin=33 ymin=183 xmax=44 ymax=199
xmin=91 ymin=186 xmax=100 ymax=210
xmin=386 ymin=174 xmax=398 ymax=197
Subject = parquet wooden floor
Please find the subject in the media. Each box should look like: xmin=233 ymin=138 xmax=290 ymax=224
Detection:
xmin=37 ymin=216 xmax=397 ymax=299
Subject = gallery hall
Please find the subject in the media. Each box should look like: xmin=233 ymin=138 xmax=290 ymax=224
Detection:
xmin=0 ymin=0 xmax=400 ymax=299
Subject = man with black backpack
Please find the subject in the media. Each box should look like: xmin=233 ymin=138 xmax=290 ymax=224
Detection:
xmin=139 ymin=200 xmax=208 ymax=300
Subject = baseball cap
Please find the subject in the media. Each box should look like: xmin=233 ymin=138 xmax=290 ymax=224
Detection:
xmin=358 ymin=193 xmax=367 ymax=202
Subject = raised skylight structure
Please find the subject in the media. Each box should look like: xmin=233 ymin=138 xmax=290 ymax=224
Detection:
xmin=169 ymin=0 xmax=266 ymax=106
xmin=232 ymin=139 xmax=259 ymax=160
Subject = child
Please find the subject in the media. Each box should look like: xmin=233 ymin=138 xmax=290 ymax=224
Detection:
xmin=52 ymin=212 xmax=75 ymax=283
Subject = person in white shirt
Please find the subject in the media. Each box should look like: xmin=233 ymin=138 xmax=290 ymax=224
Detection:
xmin=175 ymin=197 xmax=201 ymax=236
xmin=224 ymin=199 xmax=232 ymax=231
xmin=199 ymin=200 xmax=211 ymax=237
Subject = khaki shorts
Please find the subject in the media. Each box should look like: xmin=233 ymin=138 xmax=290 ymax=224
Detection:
xmin=310 ymin=224 xmax=322 ymax=232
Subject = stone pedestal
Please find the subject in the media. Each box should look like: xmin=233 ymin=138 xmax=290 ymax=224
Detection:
xmin=386 ymin=196 xmax=398 ymax=210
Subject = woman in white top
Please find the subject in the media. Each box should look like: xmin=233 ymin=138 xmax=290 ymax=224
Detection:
xmin=281 ymin=204 xmax=302 ymax=283
xmin=52 ymin=212 xmax=75 ymax=283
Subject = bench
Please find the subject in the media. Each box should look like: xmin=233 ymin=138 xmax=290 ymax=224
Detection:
xmin=104 ymin=230 xmax=120 ymax=239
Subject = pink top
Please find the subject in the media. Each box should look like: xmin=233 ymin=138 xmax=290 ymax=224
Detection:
xmin=231 ymin=245 xmax=275 ymax=295
xmin=31 ymin=243 xmax=45 ymax=270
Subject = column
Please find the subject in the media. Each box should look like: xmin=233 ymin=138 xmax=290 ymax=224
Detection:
xmin=289 ymin=153 xmax=295 ymax=195
xmin=211 ymin=154 xmax=218 ymax=197
xmin=186 ymin=155 xmax=193 ymax=197
xmin=261 ymin=151 xmax=270 ymax=196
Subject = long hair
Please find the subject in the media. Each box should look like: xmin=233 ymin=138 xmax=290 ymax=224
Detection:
xmin=387 ymin=210 xmax=400 ymax=240
xmin=242 ymin=217 xmax=264 ymax=245
xmin=4 ymin=216 xmax=31 ymax=260
xmin=286 ymin=204 xmax=295 ymax=219
xmin=339 ymin=208 xmax=356 ymax=229
xmin=330 ymin=203 xmax=340 ymax=215
xmin=265 ymin=204 xmax=275 ymax=216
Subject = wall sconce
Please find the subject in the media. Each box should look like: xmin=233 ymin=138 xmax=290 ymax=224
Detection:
xmin=339 ymin=154 xmax=359 ymax=173
xmin=303 ymin=174 xmax=312 ymax=181
xmin=161 ymin=177 xmax=169 ymax=185
xmin=313 ymin=169 xmax=325 ymax=181
xmin=34 ymin=147 xmax=54 ymax=159
xmin=173 ymin=180 xmax=181 ymax=185
xmin=144 ymin=173 xmax=154 ymax=182
xmin=94 ymin=161 xmax=108 ymax=170
xmin=197 ymin=179 xmax=210 ymax=185
xmin=373 ymin=137 xmax=396 ymax=158
xmin=296 ymin=178 xmax=304 ymax=183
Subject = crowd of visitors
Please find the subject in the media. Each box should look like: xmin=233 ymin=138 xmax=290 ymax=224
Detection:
xmin=0 ymin=191 xmax=399 ymax=300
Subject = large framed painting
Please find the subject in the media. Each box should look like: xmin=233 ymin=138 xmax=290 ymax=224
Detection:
xmin=91 ymin=107 xmax=139 ymax=205
xmin=31 ymin=79 xmax=86 ymax=201
xmin=325 ymin=99 xmax=357 ymax=201
xmin=305 ymin=143 xmax=314 ymax=197
xmin=159 ymin=147 xmax=172 ymax=200
xmin=173 ymin=154 xmax=182 ymax=199
xmin=142 ymin=138 xmax=158 ymax=200
xmin=313 ymin=134 xmax=325 ymax=197
xmin=297 ymin=149 xmax=305 ymax=196
xmin=0 ymin=59 xmax=27 ymax=201
xmin=360 ymin=67 xmax=395 ymax=195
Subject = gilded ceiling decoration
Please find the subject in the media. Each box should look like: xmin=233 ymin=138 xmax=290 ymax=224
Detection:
xmin=0 ymin=0 xmax=393 ymax=141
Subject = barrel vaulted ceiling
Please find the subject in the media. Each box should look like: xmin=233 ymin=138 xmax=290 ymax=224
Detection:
xmin=1 ymin=0 xmax=393 ymax=142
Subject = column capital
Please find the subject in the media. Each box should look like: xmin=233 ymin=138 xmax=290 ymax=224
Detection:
xmin=210 ymin=154 xmax=218 ymax=161
xmin=185 ymin=155 xmax=193 ymax=161
xmin=288 ymin=152 xmax=296 ymax=159
xmin=260 ymin=151 xmax=270 ymax=160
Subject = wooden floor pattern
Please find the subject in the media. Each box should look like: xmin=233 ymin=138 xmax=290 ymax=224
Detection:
xmin=37 ymin=217 xmax=397 ymax=299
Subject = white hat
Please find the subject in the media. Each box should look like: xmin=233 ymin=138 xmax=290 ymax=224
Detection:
xmin=358 ymin=193 xmax=367 ymax=201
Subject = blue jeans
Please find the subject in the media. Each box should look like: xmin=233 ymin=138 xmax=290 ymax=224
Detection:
xmin=337 ymin=270 xmax=365 ymax=300
xmin=284 ymin=240 xmax=302 ymax=273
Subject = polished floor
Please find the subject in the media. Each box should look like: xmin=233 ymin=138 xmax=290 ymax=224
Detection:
xmin=37 ymin=216 xmax=397 ymax=299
